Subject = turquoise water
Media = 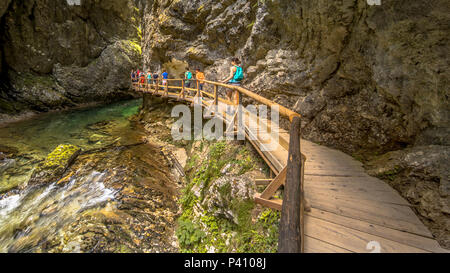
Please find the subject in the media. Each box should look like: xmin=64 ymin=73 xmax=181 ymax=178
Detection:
xmin=0 ymin=99 xmax=142 ymax=193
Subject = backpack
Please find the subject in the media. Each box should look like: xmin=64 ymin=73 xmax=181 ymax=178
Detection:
xmin=185 ymin=71 xmax=193 ymax=80
xmin=233 ymin=66 xmax=244 ymax=82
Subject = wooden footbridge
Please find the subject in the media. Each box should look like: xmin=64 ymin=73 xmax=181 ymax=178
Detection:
xmin=132 ymin=78 xmax=446 ymax=253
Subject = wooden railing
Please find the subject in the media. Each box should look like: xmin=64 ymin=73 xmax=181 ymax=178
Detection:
xmin=132 ymin=77 xmax=306 ymax=253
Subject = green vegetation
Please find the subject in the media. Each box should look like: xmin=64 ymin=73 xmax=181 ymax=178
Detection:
xmin=176 ymin=219 xmax=206 ymax=248
xmin=176 ymin=140 xmax=280 ymax=253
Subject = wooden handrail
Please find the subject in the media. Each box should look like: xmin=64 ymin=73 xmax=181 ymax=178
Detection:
xmin=201 ymin=80 xmax=301 ymax=122
xmin=132 ymin=78 xmax=301 ymax=123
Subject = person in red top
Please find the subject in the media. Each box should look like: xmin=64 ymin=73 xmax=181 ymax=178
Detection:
xmin=140 ymin=72 xmax=146 ymax=86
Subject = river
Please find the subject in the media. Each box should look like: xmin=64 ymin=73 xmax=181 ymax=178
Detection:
xmin=0 ymin=99 xmax=179 ymax=253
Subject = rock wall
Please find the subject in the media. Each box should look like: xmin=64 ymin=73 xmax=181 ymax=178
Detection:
xmin=142 ymin=0 xmax=449 ymax=155
xmin=0 ymin=0 xmax=143 ymax=116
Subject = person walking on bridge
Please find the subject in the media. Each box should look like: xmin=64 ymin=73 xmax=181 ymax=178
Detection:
xmin=131 ymin=70 xmax=136 ymax=83
xmin=221 ymin=57 xmax=244 ymax=104
xmin=152 ymin=71 xmax=159 ymax=85
xmin=185 ymin=68 xmax=193 ymax=89
xmin=140 ymin=71 xmax=146 ymax=87
xmin=195 ymin=68 xmax=205 ymax=91
xmin=147 ymin=70 xmax=152 ymax=85
xmin=162 ymin=69 xmax=169 ymax=86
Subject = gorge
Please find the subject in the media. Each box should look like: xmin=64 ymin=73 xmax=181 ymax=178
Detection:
xmin=0 ymin=0 xmax=448 ymax=251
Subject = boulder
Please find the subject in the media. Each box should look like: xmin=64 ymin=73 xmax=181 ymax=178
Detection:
xmin=201 ymin=175 xmax=255 ymax=225
xmin=28 ymin=144 xmax=81 ymax=186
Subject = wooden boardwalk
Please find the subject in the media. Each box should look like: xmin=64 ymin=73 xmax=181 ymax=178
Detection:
xmin=132 ymin=79 xmax=447 ymax=253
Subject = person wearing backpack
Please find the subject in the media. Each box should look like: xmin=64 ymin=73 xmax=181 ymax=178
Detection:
xmin=221 ymin=57 xmax=244 ymax=103
xmin=185 ymin=68 xmax=193 ymax=89
xmin=147 ymin=70 xmax=152 ymax=85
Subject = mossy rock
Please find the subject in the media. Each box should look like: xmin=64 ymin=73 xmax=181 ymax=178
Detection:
xmin=28 ymin=144 xmax=81 ymax=186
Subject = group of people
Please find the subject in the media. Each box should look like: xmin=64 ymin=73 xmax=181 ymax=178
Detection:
xmin=131 ymin=57 xmax=244 ymax=102
xmin=131 ymin=68 xmax=205 ymax=87
xmin=131 ymin=69 xmax=168 ymax=85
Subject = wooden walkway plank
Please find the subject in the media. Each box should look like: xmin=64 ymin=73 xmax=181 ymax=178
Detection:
xmin=307 ymin=193 xmax=433 ymax=237
xmin=308 ymin=208 xmax=447 ymax=253
xmin=304 ymin=175 xmax=407 ymax=195
xmin=304 ymin=178 xmax=410 ymax=206
xmin=304 ymin=216 xmax=430 ymax=253
xmin=304 ymin=236 xmax=353 ymax=253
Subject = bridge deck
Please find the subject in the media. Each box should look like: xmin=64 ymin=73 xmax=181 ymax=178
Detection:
xmin=136 ymin=86 xmax=446 ymax=253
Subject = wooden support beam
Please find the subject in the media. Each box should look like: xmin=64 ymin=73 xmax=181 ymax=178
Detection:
xmin=278 ymin=116 xmax=303 ymax=253
xmin=214 ymin=85 xmax=218 ymax=106
xmin=225 ymin=110 xmax=238 ymax=134
xmin=255 ymin=178 xmax=273 ymax=186
xmin=260 ymin=166 xmax=287 ymax=199
xmin=254 ymin=193 xmax=282 ymax=211
xmin=164 ymin=82 xmax=169 ymax=97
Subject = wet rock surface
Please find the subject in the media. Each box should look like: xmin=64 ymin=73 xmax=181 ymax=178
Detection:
xmin=0 ymin=0 xmax=142 ymax=117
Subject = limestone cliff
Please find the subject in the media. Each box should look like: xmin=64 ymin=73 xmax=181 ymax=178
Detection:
xmin=142 ymin=0 xmax=449 ymax=153
xmin=0 ymin=0 xmax=142 ymax=117
xmin=140 ymin=0 xmax=449 ymax=247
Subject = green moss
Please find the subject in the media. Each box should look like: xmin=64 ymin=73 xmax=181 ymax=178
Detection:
xmin=42 ymin=144 xmax=80 ymax=169
xmin=128 ymin=40 xmax=142 ymax=56
xmin=376 ymin=166 xmax=402 ymax=181
xmin=231 ymin=199 xmax=254 ymax=228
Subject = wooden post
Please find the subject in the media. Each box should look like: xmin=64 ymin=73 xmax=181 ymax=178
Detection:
xmin=278 ymin=116 xmax=303 ymax=253
xmin=236 ymin=89 xmax=244 ymax=140
xmin=164 ymin=81 xmax=168 ymax=97
xmin=214 ymin=85 xmax=218 ymax=106
xmin=196 ymin=80 xmax=200 ymax=98
xmin=181 ymin=80 xmax=185 ymax=99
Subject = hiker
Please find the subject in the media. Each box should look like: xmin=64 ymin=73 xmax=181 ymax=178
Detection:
xmin=153 ymin=71 xmax=159 ymax=84
xmin=195 ymin=68 xmax=205 ymax=90
xmin=131 ymin=70 xmax=136 ymax=82
xmin=185 ymin=68 xmax=193 ymax=89
xmin=162 ymin=69 xmax=169 ymax=86
xmin=147 ymin=70 xmax=152 ymax=85
xmin=140 ymin=71 xmax=146 ymax=86
xmin=221 ymin=57 xmax=244 ymax=103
